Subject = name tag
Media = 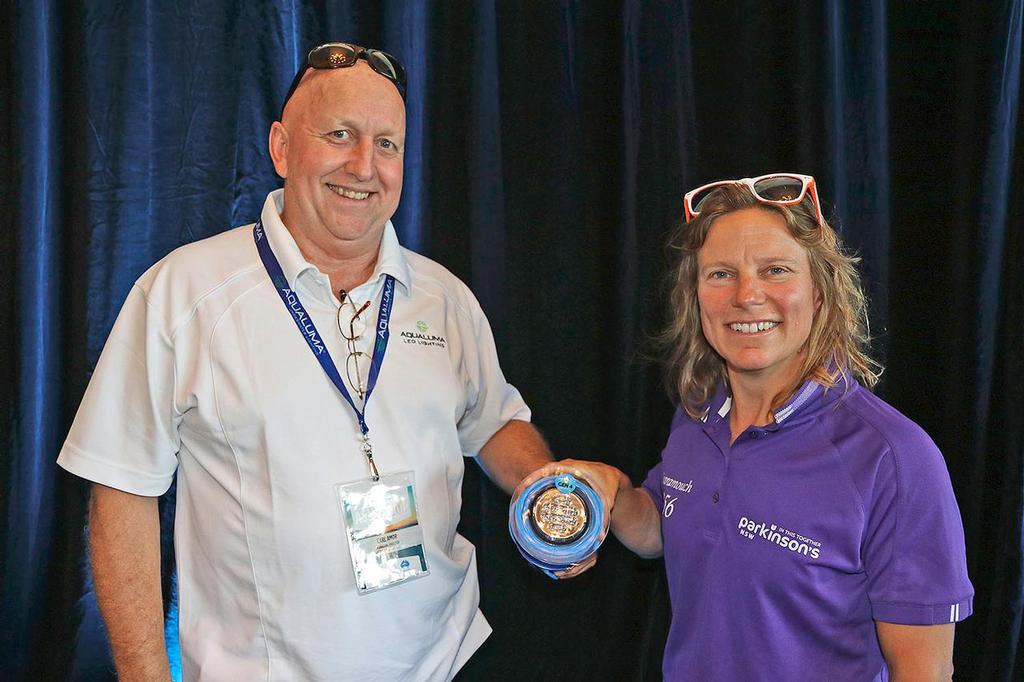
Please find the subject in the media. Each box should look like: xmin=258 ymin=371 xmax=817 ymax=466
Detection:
xmin=336 ymin=471 xmax=430 ymax=594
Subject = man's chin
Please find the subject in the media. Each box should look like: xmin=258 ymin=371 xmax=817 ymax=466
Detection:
xmin=326 ymin=219 xmax=387 ymax=244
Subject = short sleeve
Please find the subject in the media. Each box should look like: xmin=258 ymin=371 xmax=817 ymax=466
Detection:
xmin=454 ymin=295 xmax=530 ymax=456
xmin=863 ymin=432 xmax=973 ymax=624
xmin=641 ymin=409 xmax=687 ymax=507
xmin=57 ymin=284 xmax=181 ymax=495
xmin=642 ymin=459 xmax=664 ymax=508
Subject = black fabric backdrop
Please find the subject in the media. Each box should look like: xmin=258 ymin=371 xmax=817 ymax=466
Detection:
xmin=2 ymin=1 xmax=1023 ymax=680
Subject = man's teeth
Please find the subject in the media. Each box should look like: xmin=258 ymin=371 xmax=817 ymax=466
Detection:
xmin=730 ymin=321 xmax=779 ymax=334
xmin=328 ymin=185 xmax=370 ymax=200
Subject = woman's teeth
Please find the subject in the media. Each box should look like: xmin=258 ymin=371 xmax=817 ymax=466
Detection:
xmin=730 ymin=321 xmax=779 ymax=334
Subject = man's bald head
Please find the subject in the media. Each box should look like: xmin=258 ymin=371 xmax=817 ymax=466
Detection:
xmin=279 ymin=44 xmax=406 ymax=120
xmin=280 ymin=62 xmax=404 ymax=128
xmin=268 ymin=61 xmax=406 ymax=261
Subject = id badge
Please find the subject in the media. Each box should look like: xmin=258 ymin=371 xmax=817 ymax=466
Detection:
xmin=336 ymin=471 xmax=430 ymax=594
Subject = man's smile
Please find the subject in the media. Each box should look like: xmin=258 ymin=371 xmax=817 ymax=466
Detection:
xmin=327 ymin=183 xmax=371 ymax=200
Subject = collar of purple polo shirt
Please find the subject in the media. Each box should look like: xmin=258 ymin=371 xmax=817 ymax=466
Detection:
xmin=700 ymin=376 xmax=828 ymax=437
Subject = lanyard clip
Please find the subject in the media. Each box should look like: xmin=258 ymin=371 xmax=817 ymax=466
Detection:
xmin=361 ymin=433 xmax=380 ymax=481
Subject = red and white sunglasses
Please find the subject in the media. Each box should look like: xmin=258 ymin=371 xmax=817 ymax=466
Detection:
xmin=683 ymin=173 xmax=824 ymax=226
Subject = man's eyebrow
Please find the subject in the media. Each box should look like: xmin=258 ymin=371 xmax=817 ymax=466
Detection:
xmin=314 ymin=118 xmax=404 ymax=137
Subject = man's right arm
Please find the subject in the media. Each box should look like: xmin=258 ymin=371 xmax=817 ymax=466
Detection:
xmin=89 ymin=484 xmax=171 ymax=681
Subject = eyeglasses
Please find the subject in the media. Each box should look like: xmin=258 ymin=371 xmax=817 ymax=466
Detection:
xmin=281 ymin=42 xmax=407 ymax=116
xmin=338 ymin=291 xmax=373 ymax=400
xmin=683 ymin=173 xmax=824 ymax=226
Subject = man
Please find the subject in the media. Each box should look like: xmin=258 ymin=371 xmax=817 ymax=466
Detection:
xmin=58 ymin=43 xmax=558 ymax=680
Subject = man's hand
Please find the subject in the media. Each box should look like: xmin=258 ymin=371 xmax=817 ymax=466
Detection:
xmin=89 ymin=484 xmax=171 ymax=682
xmin=553 ymin=552 xmax=598 ymax=579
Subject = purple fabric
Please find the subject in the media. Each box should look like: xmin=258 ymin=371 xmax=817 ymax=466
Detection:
xmin=642 ymin=379 xmax=973 ymax=681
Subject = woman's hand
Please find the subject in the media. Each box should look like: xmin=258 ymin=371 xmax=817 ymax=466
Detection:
xmin=514 ymin=459 xmax=634 ymax=579
xmin=516 ymin=458 xmax=631 ymax=520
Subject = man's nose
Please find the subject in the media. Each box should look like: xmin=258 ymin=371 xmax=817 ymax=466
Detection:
xmin=345 ymin=139 xmax=374 ymax=181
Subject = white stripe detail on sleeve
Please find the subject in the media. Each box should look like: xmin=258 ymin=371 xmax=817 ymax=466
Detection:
xmin=949 ymin=604 xmax=956 ymax=623
xmin=956 ymin=603 xmax=960 ymax=621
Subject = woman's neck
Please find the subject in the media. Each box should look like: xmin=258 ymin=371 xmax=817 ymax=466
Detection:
xmin=725 ymin=368 xmax=802 ymax=445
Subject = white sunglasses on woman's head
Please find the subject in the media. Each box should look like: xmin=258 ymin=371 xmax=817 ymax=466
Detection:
xmin=683 ymin=173 xmax=824 ymax=226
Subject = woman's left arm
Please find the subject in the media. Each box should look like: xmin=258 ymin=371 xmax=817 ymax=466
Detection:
xmin=876 ymin=621 xmax=955 ymax=681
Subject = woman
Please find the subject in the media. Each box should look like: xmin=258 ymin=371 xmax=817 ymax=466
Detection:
xmin=536 ymin=174 xmax=973 ymax=680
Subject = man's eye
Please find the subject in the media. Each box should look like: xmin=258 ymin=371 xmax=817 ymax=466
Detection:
xmin=767 ymin=266 xmax=789 ymax=275
xmin=330 ymin=130 xmax=351 ymax=140
xmin=709 ymin=271 xmax=730 ymax=280
xmin=378 ymin=138 xmax=396 ymax=150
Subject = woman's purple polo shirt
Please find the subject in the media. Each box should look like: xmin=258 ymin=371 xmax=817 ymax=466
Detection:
xmin=642 ymin=379 xmax=973 ymax=681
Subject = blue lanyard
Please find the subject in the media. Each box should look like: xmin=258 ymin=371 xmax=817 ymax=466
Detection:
xmin=253 ymin=221 xmax=395 ymax=477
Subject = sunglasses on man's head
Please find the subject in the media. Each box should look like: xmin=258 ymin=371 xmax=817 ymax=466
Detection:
xmin=683 ymin=173 xmax=824 ymax=226
xmin=280 ymin=42 xmax=407 ymax=117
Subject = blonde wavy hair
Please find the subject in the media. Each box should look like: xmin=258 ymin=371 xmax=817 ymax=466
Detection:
xmin=661 ymin=183 xmax=881 ymax=419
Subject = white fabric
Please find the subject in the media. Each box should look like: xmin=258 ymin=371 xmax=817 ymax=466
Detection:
xmin=58 ymin=190 xmax=530 ymax=681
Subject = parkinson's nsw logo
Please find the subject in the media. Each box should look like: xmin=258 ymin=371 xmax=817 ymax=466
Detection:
xmin=737 ymin=515 xmax=822 ymax=560
xmin=401 ymin=321 xmax=447 ymax=349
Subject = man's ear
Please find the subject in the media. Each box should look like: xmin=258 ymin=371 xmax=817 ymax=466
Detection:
xmin=268 ymin=121 xmax=288 ymax=179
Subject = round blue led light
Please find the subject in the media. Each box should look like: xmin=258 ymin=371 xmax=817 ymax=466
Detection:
xmin=508 ymin=474 xmax=606 ymax=577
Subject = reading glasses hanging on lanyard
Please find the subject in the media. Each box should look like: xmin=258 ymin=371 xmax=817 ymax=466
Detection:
xmin=253 ymin=221 xmax=395 ymax=480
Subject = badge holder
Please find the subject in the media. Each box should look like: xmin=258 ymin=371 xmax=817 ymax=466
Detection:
xmin=336 ymin=470 xmax=429 ymax=594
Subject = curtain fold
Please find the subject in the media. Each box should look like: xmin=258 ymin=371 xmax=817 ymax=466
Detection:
xmin=3 ymin=2 xmax=64 ymax=678
xmin=961 ymin=3 xmax=1024 ymax=678
xmin=822 ymin=0 xmax=891 ymax=353
xmin=3 ymin=2 xmax=1023 ymax=680
xmin=465 ymin=0 xmax=507 ymax=334
xmin=385 ymin=0 xmax=429 ymax=255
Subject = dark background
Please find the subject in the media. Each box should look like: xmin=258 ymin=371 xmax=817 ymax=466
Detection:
xmin=3 ymin=1 xmax=1023 ymax=680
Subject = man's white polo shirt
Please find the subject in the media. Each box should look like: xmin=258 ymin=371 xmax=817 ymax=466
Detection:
xmin=58 ymin=190 xmax=530 ymax=681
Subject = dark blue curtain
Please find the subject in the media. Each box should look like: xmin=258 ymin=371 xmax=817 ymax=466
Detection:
xmin=2 ymin=1 xmax=1022 ymax=680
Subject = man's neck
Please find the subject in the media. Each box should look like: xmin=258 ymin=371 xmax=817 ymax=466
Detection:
xmin=326 ymin=255 xmax=379 ymax=298
xmin=297 ymin=238 xmax=378 ymax=296
xmin=280 ymin=216 xmax=383 ymax=296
